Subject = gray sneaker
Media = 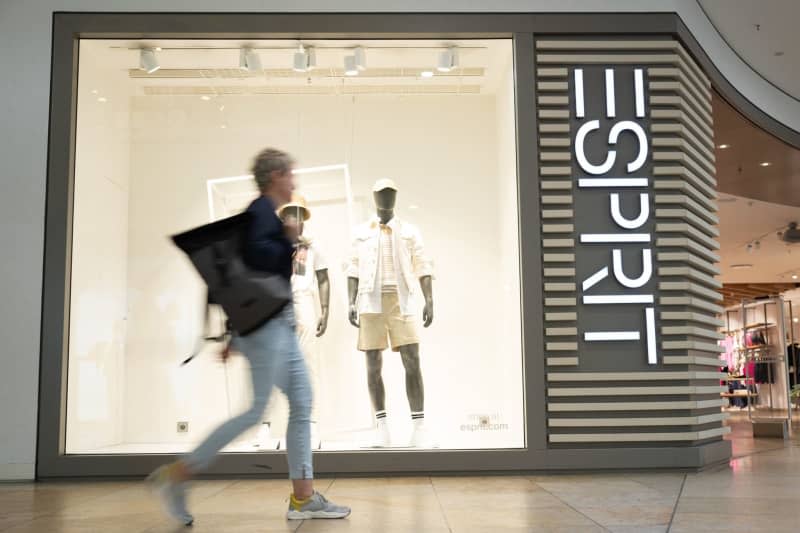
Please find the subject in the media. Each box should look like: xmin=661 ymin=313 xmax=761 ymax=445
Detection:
xmin=286 ymin=491 xmax=351 ymax=520
xmin=146 ymin=465 xmax=194 ymax=526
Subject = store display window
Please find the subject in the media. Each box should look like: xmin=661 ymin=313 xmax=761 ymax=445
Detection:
xmin=65 ymin=39 xmax=524 ymax=454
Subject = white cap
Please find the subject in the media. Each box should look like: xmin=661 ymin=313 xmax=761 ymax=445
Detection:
xmin=372 ymin=178 xmax=398 ymax=192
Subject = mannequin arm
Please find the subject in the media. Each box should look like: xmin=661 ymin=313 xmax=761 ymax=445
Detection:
xmin=315 ymin=268 xmax=330 ymax=337
xmin=420 ymin=275 xmax=433 ymax=328
xmin=348 ymin=277 xmax=360 ymax=328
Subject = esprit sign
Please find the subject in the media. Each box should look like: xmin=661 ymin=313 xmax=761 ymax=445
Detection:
xmin=571 ymin=66 xmax=657 ymax=366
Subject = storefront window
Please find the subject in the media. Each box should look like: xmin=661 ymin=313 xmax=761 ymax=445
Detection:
xmin=65 ymin=39 xmax=523 ymax=454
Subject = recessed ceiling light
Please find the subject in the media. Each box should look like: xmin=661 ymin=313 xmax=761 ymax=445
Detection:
xmin=731 ymin=264 xmax=753 ymax=270
xmin=409 ymin=205 xmax=419 ymax=210
xmin=97 ymin=97 xmax=108 ymax=103
xmin=793 ymin=274 xmax=798 ymax=280
xmin=201 ymin=95 xmax=211 ymax=101
xmin=421 ymin=70 xmax=434 ymax=78
xmin=220 ymin=124 xmax=227 ymax=129
xmin=760 ymin=162 xmax=772 ymax=167
xmin=154 ymin=47 xmax=163 ymax=52
xmin=718 ymin=144 xmax=730 ymax=149
xmin=794 ymin=317 xmax=799 ymax=323
xmin=91 ymin=89 xmax=99 ymax=95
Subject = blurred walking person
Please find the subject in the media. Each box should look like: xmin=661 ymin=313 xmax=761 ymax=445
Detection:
xmin=147 ymin=148 xmax=350 ymax=525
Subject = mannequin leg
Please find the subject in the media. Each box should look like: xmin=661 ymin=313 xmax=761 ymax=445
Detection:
xmin=398 ymin=344 xmax=424 ymax=413
xmin=365 ymin=350 xmax=386 ymax=412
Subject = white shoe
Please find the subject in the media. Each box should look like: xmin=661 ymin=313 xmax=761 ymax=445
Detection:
xmin=372 ymin=419 xmax=390 ymax=447
xmin=411 ymin=422 xmax=435 ymax=448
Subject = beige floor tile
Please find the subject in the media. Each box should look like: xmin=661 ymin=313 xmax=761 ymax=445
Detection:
xmin=0 ymin=514 xmax=159 ymax=533
xmin=621 ymin=473 xmax=686 ymax=496
xmin=144 ymin=513 xmax=300 ymax=533
xmin=676 ymin=496 xmax=800 ymax=518
xmin=670 ymin=511 xmax=797 ymax=532
xmin=443 ymin=505 xmax=602 ymax=529
xmin=0 ymin=512 xmax=37 ymax=532
xmin=450 ymin=527 xmax=607 ymax=533
xmin=531 ymin=476 xmax=678 ymax=527
xmin=0 ymin=481 xmax=131 ymax=517
xmin=681 ymin=470 xmax=800 ymax=499
xmin=608 ymin=526 xmax=668 ymax=533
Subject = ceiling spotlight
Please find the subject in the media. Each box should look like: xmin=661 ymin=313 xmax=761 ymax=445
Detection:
xmin=293 ymin=45 xmax=311 ymax=73
xmin=97 ymin=96 xmax=108 ymax=103
xmin=760 ymin=161 xmax=772 ymax=167
xmin=306 ymin=47 xmax=317 ymax=70
xmin=354 ymin=47 xmax=367 ymax=71
xmin=421 ymin=70 xmax=434 ymax=78
xmin=239 ymin=47 xmax=262 ymax=72
xmin=437 ymin=46 xmax=460 ymax=73
xmin=200 ymin=95 xmax=211 ymax=101
xmin=718 ymin=144 xmax=730 ymax=149
xmin=139 ymin=48 xmax=160 ymax=74
xmin=793 ymin=274 xmax=799 ymax=280
xmin=344 ymin=55 xmax=359 ymax=76
xmin=794 ymin=317 xmax=799 ymax=323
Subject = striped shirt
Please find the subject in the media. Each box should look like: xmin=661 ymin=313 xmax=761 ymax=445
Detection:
xmin=379 ymin=225 xmax=398 ymax=292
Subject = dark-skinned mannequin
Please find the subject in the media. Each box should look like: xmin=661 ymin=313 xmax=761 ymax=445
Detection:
xmin=348 ymin=186 xmax=434 ymax=447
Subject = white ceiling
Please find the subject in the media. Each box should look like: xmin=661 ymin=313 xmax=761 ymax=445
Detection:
xmin=718 ymin=193 xmax=800 ymax=283
xmin=700 ymin=0 xmax=800 ymax=101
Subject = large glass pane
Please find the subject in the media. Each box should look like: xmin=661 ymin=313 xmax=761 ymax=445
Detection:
xmin=66 ymin=38 xmax=523 ymax=454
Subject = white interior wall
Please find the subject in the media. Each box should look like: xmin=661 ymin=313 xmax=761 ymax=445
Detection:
xmin=65 ymin=44 xmax=131 ymax=452
xmin=120 ymin=90 xmax=524 ymax=449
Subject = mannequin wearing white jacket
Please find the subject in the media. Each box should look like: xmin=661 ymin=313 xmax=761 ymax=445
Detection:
xmin=347 ymin=179 xmax=434 ymax=447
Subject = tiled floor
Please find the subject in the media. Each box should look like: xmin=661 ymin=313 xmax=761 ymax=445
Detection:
xmin=3 ymin=420 xmax=800 ymax=532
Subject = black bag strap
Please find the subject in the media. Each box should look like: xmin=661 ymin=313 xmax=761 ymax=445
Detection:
xmin=180 ymin=290 xmax=232 ymax=366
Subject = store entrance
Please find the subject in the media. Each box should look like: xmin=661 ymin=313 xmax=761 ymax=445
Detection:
xmin=714 ymin=93 xmax=800 ymax=452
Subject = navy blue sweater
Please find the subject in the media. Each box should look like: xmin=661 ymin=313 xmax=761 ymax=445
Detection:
xmin=242 ymin=196 xmax=294 ymax=280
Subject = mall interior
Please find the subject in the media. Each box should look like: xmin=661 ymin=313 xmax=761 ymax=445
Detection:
xmin=2 ymin=1 xmax=800 ymax=532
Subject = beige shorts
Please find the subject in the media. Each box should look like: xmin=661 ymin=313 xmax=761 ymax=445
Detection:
xmin=358 ymin=292 xmax=419 ymax=352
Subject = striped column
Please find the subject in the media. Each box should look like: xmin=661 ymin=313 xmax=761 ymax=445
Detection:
xmin=535 ymin=39 xmax=728 ymax=447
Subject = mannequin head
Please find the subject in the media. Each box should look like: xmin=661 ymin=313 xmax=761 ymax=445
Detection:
xmin=277 ymin=194 xmax=310 ymax=235
xmin=372 ymin=179 xmax=398 ymax=224
xmin=279 ymin=206 xmax=306 ymax=236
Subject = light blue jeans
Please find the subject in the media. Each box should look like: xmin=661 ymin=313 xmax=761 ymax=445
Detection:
xmin=184 ymin=306 xmax=313 ymax=479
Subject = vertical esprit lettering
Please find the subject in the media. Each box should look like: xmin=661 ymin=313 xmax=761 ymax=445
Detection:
xmin=573 ymin=68 xmax=657 ymax=365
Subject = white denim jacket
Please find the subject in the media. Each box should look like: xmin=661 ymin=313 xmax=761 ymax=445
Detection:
xmin=347 ymin=216 xmax=433 ymax=316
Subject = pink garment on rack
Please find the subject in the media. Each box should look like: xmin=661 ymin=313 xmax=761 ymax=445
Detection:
xmin=743 ymin=360 xmax=756 ymax=378
xmin=719 ymin=336 xmax=735 ymax=369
